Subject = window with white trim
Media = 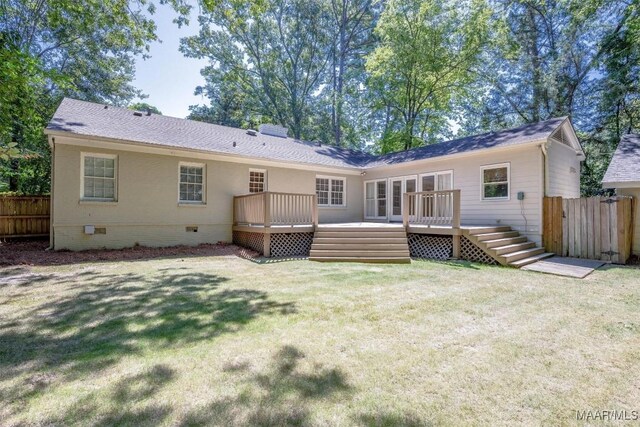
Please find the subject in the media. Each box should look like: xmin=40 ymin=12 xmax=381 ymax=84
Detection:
xmin=481 ymin=163 xmax=510 ymax=200
xmin=316 ymin=176 xmax=346 ymax=207
xmin=249 ymin=169 xmax=266 ymax=193
xmin=179 ymin=163 xmax=205 ymax=203
xmin=82 ymin=153 xmax=117 ymax=201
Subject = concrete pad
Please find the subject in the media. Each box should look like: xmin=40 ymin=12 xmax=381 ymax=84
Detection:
xmin=521 ymin=256 xmax=606 ymax=279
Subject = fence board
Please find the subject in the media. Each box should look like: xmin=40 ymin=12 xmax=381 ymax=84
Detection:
xmin=543 ymin=195 xmax=635 ymax=264
xmin=562 ymin=198 xmax=568 ymax=256
xmin=0 ymin=196 xmax=50 ymax=238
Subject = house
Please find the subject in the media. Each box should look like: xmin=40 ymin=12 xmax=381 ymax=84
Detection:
xmin=44 ymin=98 xmax=584 ymax=266
xmin=602 ymin=134 xmax=640 ymax=256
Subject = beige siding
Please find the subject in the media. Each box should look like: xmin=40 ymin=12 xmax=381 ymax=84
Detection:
xmin=52 ymin=140 xmax=362 ymax=250
xmin=546 ymin=140 xmax=581 ymax=197
xmin=365 ymin=145 xmax=545 ymax=245
xmin=616 ymin=188 xmax=640 ymax=255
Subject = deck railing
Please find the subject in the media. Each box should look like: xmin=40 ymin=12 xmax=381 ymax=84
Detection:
xmin=403 ymin=190 xmax=461 ymax=228
xmin=233 ymin=192 xmax=318 ymax=228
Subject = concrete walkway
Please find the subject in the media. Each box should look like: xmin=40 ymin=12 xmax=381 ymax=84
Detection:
xmin=521 ymin=256 xmax=606 ymax=279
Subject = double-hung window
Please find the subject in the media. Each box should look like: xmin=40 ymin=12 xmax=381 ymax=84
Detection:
xmin=82 ymin=153 xmax=117 ymax=201
xmin=316 ymin=176 xmax=346 ymax=207
xmin=249 ymin=169 xmax=266 ymax=193
xmin=481 ymin=163 xmax=510 ymax=200
xmin=179 ymin=163 xmax=205 ymax=203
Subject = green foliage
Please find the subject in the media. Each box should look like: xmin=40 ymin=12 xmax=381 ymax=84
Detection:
xmin=365 ymin=0 xmax=490 ymax=151
xmin=182 ymin=0 xmax=333 ymax=140
xmin=129 ymin=103 xmax=163 ymax=115
xmin=0 ymin=0 xmax=190 ymax=193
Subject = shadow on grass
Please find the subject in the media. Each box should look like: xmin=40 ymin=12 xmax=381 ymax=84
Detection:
xmin=411 ymin=258 xmax=483 ymax=270
xmin=0 ymin=268 xmax=296 ymax=419
xmin=35 ymin=345 xmax=352 ymax=426
xmin=356 ymin=411 xmax=433 ymax=427
xmin=179 ymin=345 xmax=352 ymax=426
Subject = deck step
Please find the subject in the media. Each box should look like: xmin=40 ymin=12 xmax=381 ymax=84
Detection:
xmin=491 ymin=241 xmax=535 ymax=256
xmin=314 ymin=231 xmax=408 ymax=239
xmin=509 ymin=253 xmax=555 ymax=268
xmin=473 ymin=231 xmax=520 ymax=241
xmin=310 ymin=250 xmax=410 ymax=258
xmin=310 ymin=226 xmax=411 ymax=263
xmin=501 ymin=247 xmax=545 ymax=263
xmin=465 ymin=226 xmax=512 ymax=235
xmin=482 ymin=236 xmax=528 ymax=248
xmin=317 ymin=226 xmax=404 ymax=233
xmin=309 ymin=256 xmax=411 ymax=264
xmin=311 ymin=243 xmax=409 ymax=250
xmin=312 ymin=237 xmax=409 ymax=244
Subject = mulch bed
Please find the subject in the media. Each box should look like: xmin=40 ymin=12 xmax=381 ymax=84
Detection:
xmin=0 ymin=239 xmax=258 ymax=267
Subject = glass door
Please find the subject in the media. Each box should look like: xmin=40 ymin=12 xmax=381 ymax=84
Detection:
xmin=389 ymin=176 xmax=417 ymax=222
xmin=420 ymin=171 xmax=453 ymax=219
xmin=365 ymin=180 xmax=387 ymax=219
xmin=390 ymin=178 xmax=403 ymax=221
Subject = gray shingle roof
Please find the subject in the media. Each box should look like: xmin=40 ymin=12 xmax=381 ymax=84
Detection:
xmin=46 ymin=98 xmax=567 ymax=170
xmin=46 ymin=98 xmax=374 ymax=169
xmin=366 ymin=117 xmax=568 ymax=168
xmin=602 ymin=134 xmax=640 ymax=185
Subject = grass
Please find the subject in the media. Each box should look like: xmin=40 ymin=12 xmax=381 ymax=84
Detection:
xmin=1 ymin=254 xmax=639 ymax=426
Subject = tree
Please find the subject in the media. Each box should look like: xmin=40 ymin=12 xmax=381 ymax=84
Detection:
xmin=0 ymin=0 xmax=190 ymax=193
xmin=326 ymin=0 xmax=380 ymax=146
xmin=182 ymin=0 xmax=332 ymax=140
xmin=365 ymin=0 xmax=490 ymax=152
xmin=129 ymin=102 xmax=162 ymax=115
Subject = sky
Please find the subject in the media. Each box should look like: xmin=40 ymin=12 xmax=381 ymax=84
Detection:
xmin=132 ymin=1 xmax=207 ymax=119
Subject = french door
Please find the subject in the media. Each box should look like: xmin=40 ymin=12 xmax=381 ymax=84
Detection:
xmin=420 ymin=171 xmax=453 ymax=219
xmin=365 ymin=180 xmax=387 ymax=219
xmin=389 ymin=176 xmax=417 ymax=222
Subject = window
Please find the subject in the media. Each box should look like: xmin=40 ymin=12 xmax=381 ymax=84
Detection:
xmin=249 ymin=169 xmax=266 ymax=193
xmin=481 ymin=163 xmax=510 ymax=200
xmin=179 ymin=163 xmax=205 ymax=203
xmin=316 ymin=176 xmax=346 ymax=207
xmin=365 ymin=180 xmax=386 ymax=218
xmin=82 ymin=153 xmax=117 ymax=201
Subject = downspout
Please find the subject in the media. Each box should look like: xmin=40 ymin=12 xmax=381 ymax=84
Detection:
xmin=539 ymin=140 xmax=549 ymax=247
xmin=540 ymin=140 xmax=549 ymax=196
xmin=47 ymin=136 xmax=55 ymax=250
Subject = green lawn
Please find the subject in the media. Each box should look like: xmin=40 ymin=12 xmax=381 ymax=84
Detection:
xmin=1 ymin=253 xmax=639 ymax=426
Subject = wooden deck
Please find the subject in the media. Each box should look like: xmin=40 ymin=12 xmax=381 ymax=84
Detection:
xmin=231 ymin=191 xmax=551 ymax=266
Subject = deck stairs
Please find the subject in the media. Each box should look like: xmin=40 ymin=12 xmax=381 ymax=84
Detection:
xmin=309 ymin=225 xmax=411 ymax=263
xmin=462 ymin=226 xmax=554 ymax=267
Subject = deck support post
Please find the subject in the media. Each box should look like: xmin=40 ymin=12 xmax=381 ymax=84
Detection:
xmin=312 ymin=194 xmax=318 ymax=230
xmin=263 ymin=232 xmax=271 ymax=257
xmin=452 ymin=235 xmax=461 ymax=259
xmin=402 ymin=193 xmax=409 ymax=229
xmin=263 ymin=192 xmax=271 ymax=257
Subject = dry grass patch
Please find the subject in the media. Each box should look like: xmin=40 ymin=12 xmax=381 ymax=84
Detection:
xmin=0 ymin=254 xmax=639 ymax=426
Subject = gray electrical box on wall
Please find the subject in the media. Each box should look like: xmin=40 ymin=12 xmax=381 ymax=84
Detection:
xmin=517 ymin=191 xmax=525 ymax=200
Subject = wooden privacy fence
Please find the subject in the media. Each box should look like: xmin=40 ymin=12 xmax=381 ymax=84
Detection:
xmin=543 ymin=196 xmax=634 ymax=263
xmin=0 ymin=196 xmax=50 ymax=238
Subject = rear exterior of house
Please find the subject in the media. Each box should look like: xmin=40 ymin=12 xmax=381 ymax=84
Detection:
xmin=602 ymin=134 xmax=640 ymax=256
xmin=45 ymin=98 xmax=584 ymax=264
